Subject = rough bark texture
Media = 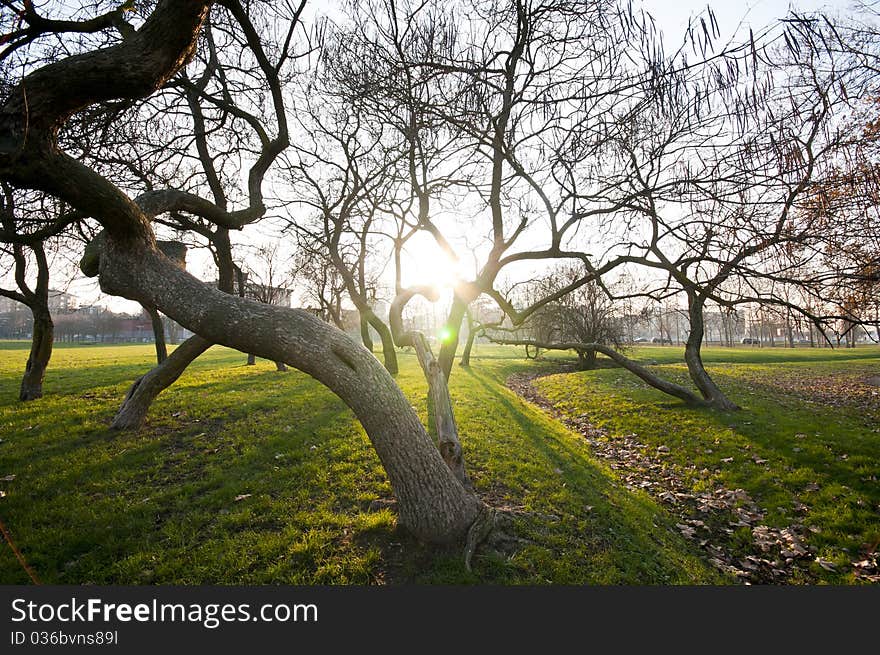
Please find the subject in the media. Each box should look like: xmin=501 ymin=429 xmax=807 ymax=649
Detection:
xmin=108 ymin=238 xmax=201 ymax=427
xmin=112 ymin=334 xmax=212 ymax=429
xmin=412 ymin=334 xmax=473 ymax=490
xmin=20 ymin=309 xmax=53 ymax=401
xmin=489 ymin=336 xmax=708 ymax=406
xmin=576 ymin=348 xmax=597 ymax=370
xmin=684 ymin=295 xmax=740 ymax=411
xmin=145 ymin=305 xmax=167 ymax=364
xmin=0 ymin=2 xmax=213 ymax=247
xmin=97 ymin=243 xmax=483 ymax=543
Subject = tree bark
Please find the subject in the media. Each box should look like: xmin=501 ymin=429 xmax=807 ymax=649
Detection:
xmin=576 ymin=348 xmax=597 ymax=370
xmin=360 ymin=313 xmax=374 ymax=352
xmin=145 ymin=305 xmax=167 ymax=364
xmin=97 ymin=242 xmax=483 ymax=543
xmin=684 ymin=295 xmax=740 ymax=411
xmin=412 ymin=333 xmax=473 ymax=490
xmin=459 ymin=320 xmax=476 ymax=368
xmin=389 ymin=287 xmax=471 ymax=487
xmin=20 ymin=308 xmax=53 ymax=401
xmin=366 ymin=311 xmax=398 ymax=375
xmin=1 ymin=0 xmax=484 ymax=546
xmin=438 ymin=296 xmax=467 ymax=379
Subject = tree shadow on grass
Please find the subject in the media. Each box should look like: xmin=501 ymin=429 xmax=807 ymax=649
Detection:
xmin=456 ymin=366 xmax=727 ymax=584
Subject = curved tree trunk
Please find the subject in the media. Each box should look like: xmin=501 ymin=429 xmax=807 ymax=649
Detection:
xmin=360 ymin=313 xmax=374 ymax=352
xmin=438 ymin=296 xmax=468 ymax=379
xmin=489 ymin=336 xmax=707 ymax=406
xmin=684 ymin=295 xmax=740 ymax=411
xmin=366 ymin=311 xmax=398 ymax=375
xmin=112 ymin=334 xmax=212 ymax=429
xmin=1 ymin=0 xmax=483 ymax=546
xmin=145 ymin=305 xmax=167 ymax=364
xmin=388 ymin=288 xmax=472 ymax=488
xmin=20 ymin=308 xmax=53 ymax=401
xmin=98 ymin=243 xmax=483 ymax=543
xmin=459 ymin=323 xmax=476 ymax=368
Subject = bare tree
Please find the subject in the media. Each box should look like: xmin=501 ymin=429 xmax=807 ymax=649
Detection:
xmin=518 ymin=266 xmax=625 ymax=369
xmin=0 ymin=188 xmax=56 ymax=399
xmin=0 ymin=0 xmax=484 ymax=546
xmin=239 ymin=242 xmax=294 ymax=370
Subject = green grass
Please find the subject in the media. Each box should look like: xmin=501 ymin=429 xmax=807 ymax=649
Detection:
xmin=1 ymin=341 xmax=875 ymax=584
xmin=0 ymin=341 xmax=724 ymax=585
xmin=535 ymin=345 xmax=880 ymax=583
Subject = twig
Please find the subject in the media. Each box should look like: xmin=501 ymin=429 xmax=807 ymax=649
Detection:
xmin=0 ymin=515 xmax=40 ymax=584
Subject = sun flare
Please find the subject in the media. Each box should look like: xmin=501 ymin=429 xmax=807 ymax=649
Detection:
xmin=400 ymin=234 xmax=470 ymax=291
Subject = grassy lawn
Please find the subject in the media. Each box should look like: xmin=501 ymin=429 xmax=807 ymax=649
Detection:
xmin=0 ymin=341 xmax=721 ymax=585
xmin=536 ymin=345 xmax=880 ymax=583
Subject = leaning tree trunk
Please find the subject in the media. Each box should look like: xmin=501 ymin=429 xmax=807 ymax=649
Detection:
xmin=366 ymin=312 xmax=398 ymax=375
xmin=576 ymin=348 xmax=597 ymax=370
xmin=684 ymin=296 xmax=740 ymax=411
xmin=96 ymin=243 xmax=483 ymax=544
xmin=112 ymin=334 xmax=212 ymax=429
xmin=19 ymin=308 xmax=53 ymax=401
xmin=388 ymin=288 xmax=471 ymax=487
xmin=145 ymin=305 xmax=167 ymax=364
xmin=438 ymin=297 xmax=468 ymax=379
xmin=459 ymin=325 xmax=476 ymax=368
xmin=360 ymin=313 xmax=374 ymax=352
xmin=412 ymin=333 xmax=473 ymax=490
xmin=489 ymin=336 xmax=708 ymax=406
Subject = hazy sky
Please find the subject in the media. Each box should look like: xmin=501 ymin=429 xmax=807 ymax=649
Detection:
xmin=18 ymin=0 xmax=869 ymax=314
xmin=643 ymin=0 xmax=857 ymax=37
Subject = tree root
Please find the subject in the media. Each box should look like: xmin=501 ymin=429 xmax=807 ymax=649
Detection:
xmin=463 ymin=506 xmax=558 ymax=572
xmin=464 ymin=506 xmax=497 ymax=572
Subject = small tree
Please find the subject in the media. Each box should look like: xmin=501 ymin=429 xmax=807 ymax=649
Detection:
xmin=523 ymin=266 xmax=624 ymax=369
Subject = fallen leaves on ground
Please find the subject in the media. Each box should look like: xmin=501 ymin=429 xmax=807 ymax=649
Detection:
xmin=507 ymin=371 xmax=823 ymax=584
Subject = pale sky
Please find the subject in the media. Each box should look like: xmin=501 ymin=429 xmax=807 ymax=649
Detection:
xmin=6 ymin=0 xmax=866 ymax=315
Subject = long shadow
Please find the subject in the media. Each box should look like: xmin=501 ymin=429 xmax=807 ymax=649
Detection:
xmin=537 ymin=366 xmax=880 ymax=524
xmin=457 ymin=366 xmax=726 ymax=582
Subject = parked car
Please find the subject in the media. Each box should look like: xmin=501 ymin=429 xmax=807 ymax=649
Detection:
xmin=633 ymin=337 xmax=648 ymax=343
xmin=651 ymin=337 xmax=672 ymax=345
xmin=740 ymin=337 xmax=759 ymax=345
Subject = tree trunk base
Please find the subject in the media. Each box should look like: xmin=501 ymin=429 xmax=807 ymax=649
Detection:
xmin=706 ymin=396 xmax=740 ymax=411
xmin=18 ymin=382 xmax=44 ymax=401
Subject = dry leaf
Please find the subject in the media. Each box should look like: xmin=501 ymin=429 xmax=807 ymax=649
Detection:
xmin=815 ymin=557 xmax=837 ymax=571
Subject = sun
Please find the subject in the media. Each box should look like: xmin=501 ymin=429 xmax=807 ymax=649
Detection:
xmin=399 ymin=233 xmax=470 ymax=291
